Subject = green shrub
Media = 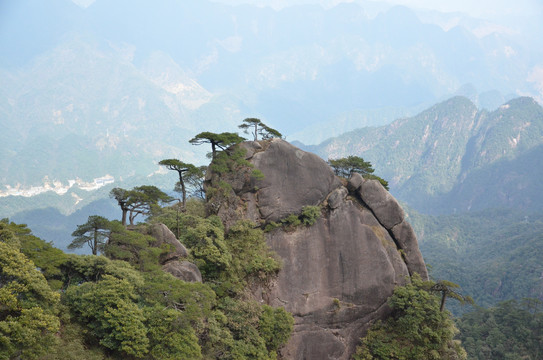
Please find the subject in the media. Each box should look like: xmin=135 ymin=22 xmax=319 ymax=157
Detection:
xmin=300 ymin=205 xmax=321 ymax=226
xmin=283 ymin=214 xmax=301 ymax=228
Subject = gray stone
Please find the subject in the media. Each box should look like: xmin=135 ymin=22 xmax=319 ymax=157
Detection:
xmin=147 ymin=223 xmax=189 ymax=264
xmin=347 ymin=173 xmax=364 ymax=192
xmin=327 ymin=187 xmax=348 ymax=209
xmin=239 ymin=140 xmax=263 ymax=159
xmin=206 ymin=139 xmax=428 ymax=359
xmin=263 ymin=201 xmax=409 ymax=359
xmin=358 ymin=179 xmax=405 ymax=230
xmin=162 ymin=261 xmax=202 ymax=283
xmin=252 ymin=139 xmax=341 ymax=222
xmin=391 ymin=220 xmax=429 ymax=279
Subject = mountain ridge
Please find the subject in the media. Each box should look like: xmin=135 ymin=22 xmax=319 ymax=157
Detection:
xmin=303 ymin=96 xmax=543 ymax=213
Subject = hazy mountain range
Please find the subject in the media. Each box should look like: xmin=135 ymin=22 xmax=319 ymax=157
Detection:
xmin=302 ymin=96 xmax=543 ymax=213
xmin=1 ymin=0 xmax=543 ymax=196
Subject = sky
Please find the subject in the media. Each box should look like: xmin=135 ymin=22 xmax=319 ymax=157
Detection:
xmin=209 ymin=0 xmax=543 ymax=22
xmin=69 ymin=0 xmax=543 ymax=20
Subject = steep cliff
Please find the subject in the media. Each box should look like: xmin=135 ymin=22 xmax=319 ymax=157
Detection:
xmin=206 ymin=139 xmax=428 ymax=359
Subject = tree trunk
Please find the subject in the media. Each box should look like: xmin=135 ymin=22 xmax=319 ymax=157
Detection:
xmin=121 ymin=209 xmax=128 ymax=227
xmin=92 ymin=229 xmax=98 ymax=255
xmin=177 ymin=171 xmax=186 ymax=207
xmin=440 ymin=292 xmax=447 ymax=312
xmin=180 ymin=180 xmax=186 ymax=207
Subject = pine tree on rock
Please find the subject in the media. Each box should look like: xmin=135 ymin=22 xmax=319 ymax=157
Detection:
xmin=159 ymin=159 xmax=199 ymax=207
xmin=189 ymin=132 xmax=245 ymax=158
xmin=69 ymin=215 xmax=111 ymax=255
xmin=110 ymin=186 xmax=173 ymax=226
xmin=328 ymin=155 xmax=389 ymax=190
xmin=238 ymin=118 xmax=282 ymax=141
xmin=110 ymin=187 xmax=131 ymax=226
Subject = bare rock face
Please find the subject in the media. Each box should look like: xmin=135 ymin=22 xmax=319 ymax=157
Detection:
xmin=208 ymin=139 xmax=428 ymax=359
xmin=146 ymin=223 xmax=189 ymax=264
xmin=162 ymin=261 xmax=203 ymax=283
xmin=145 ymin=223 xmax=202 ymax=283
xmin=249 ymin=140 xmax=342 ymax=222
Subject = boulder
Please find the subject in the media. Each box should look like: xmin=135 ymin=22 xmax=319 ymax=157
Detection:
xmin=207 ymin=139 xmax=428 ymax=359
xmin=391 ymin=220 xmax=428 ymax=278
xmin=147 ymin=223 xmax=189 ymax=264
xmin=347 ymin=172 xmax=364 ymax=192
xmin=357 ymin=179 xmax=404 ymax=230
xmin=327 ymin=187 xmax=347 ymax=209
xmin=252 ymin=139 xmax=342 ymax=222
xmin=162 ymin=261 xmax=202 ymax=283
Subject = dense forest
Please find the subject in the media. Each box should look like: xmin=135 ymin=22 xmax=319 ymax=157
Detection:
xmin=410 ymin=208 xmax=543 ymax=314
xmin=0 ymin=202 xmax=294 ymax=359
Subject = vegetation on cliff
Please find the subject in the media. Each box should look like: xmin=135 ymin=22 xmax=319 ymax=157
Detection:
xmin=353 ymin=274 xmax=467 ymax=360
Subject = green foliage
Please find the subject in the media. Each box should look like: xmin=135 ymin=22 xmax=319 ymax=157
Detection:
xmin=259 ymin=305 xmax=294 ymax=353
xmin=222 ymin=221 xmax=282 ymax=295
xmin=145 ymin=305 xmax=202 ymax=360
xmin=1 ymin=219 xmax=68 ymax=289
xmin=184 ymin=165 xmax=207 ymax=199
xmin=429 ymin=280 xmax=474 ymax=312
xmin=104 ymin=224 xmax=164 ymax=272
xmin=283 ymin=214 xmax=302 ymax=228
xmin=353 ymin=274 xmax=467 ymax=360
xmin=263 ymin=221 xmax=281 ymax=232
xmin=60 ymin=254 xmax=144 ymax=289
xmin=411 ymin=208 xmax=543 ymax=314
xmin=457 ymin=299 xmax=543 ymax=360
xmin=238 ymin=118 xmax=282 ymax=141
xmin=2 ymin=199 xmax=293 ymax=360
xmin=328 ymin=155 xmax=389 ymax=190
xmin=264 ymin=205 xmax=321 ymax=232
xmin=179 ymin=215 xmax=231 ymax=281
xmin=110 ymin=186 xmax=173 ymax=226
xmin=65 ymin=274 xmax=149 ymax=357
xmin=40 ymin=307 xmax=108 ymax=360
xmin=0 ymin=240 xmax=61 ymax=360
xmin=201 ymin=298 xmax=293 ymax=360
xmin=159 ymin=158 xmax=199 ymax=205
xmin=329 ymin=155 xmax=375 ymax=178
xmin=69 ymin=215 xmax=111 ymax=255
xmin=177 ymin=217 xmax=281 ymax=297
xmin=189 ymin=131 xmax=245 ymax=157
xmin=300 ymin=205 xmax=321 ymax=226
xmin=204 ymin=142 xmax=265 ymax=217
xmin=62 ymin=257 xmax=214 ymax=359
xmin=140 ymin=270 xmax=215 ymax=326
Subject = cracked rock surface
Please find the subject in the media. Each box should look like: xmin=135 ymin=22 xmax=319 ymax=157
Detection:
xmin=209 ymin=139 xmax=428 ymax=359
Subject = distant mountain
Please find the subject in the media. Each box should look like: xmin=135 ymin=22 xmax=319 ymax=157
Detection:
xmin=2 ymin=0 xmax=542 ymax=212
xmin=305 ymin=96 xmax=543 ymax=213
xmin=11 ymin=198 xmax=119 ymax=253
xmin=0 ymin=35 xmax=237 ymax=189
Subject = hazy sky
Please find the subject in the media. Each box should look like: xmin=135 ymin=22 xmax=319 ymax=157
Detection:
xmin=210 ymin=0 xmax=543 ymax=21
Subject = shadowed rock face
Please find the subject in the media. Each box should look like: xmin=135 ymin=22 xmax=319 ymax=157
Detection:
xmin=208 ymin=139 xmax=428 ymax=359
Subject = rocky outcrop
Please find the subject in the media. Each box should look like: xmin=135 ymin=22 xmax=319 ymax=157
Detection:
xmin=162 ymin=260 xmax=202 ymax=283
xmin=145 ymin=223 xmax=202 ymax=283
xmin=207 ymin=139 xmax=428 ymax=359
